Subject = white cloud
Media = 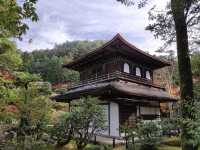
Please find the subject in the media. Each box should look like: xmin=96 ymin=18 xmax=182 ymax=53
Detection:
xmin=17 ymin=0 xmax=168 ymax=54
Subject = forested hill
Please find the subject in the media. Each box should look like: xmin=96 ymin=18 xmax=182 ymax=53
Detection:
xmin=22 ymin=40 xmax=105 ymax=84
xmin=31 ymin=40 xmax=105 ymax=59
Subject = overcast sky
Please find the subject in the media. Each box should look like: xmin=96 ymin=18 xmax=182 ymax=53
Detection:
xmin=16 ymin=0 xmax=167 ymax=54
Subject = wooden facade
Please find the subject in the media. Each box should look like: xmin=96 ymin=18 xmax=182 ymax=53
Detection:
xmin=54 ymin=33 xmax=176 ymax=137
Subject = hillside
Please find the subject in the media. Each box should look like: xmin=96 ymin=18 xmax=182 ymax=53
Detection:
xmin=22 ymin=40 xmax=105 ymax=84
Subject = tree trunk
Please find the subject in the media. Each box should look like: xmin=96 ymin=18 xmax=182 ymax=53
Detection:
xmin=171 ymin=0 xmax=193 ymax=100
xmin=171 ymin=0 xmax=196 ymax=150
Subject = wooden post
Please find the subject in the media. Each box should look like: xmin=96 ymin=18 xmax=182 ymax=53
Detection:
xmin=125 ymin=137 xmax=128 ymax=149
xmin=68 ymin=101 xmax=71 ymax=112
xmin=112 ymin=138 xmax=115 ymax=148
xmin=132 ymin=135 xmax=135 ymax=149
xmin=94 ymin=135 xmax=97 ymax=144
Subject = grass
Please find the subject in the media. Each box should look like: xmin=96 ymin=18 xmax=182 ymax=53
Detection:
xmin=59 ymin=143 xmax=180 ymax=150
xmin=158 ymin=145 xmax=181 ymax=150
xmin=161 ymin=136 xmax=181 ymax=147
xmin=113 ymin=145 xmax=181 ymax=150
xmin=113 ymin=136 xmax=182 ymax=150
xmin=56 ymin=137 xmax=200 ymax=150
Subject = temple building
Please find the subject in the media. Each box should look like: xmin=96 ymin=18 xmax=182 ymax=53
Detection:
xmin=54 ymin=33 xmax=176 ymax=137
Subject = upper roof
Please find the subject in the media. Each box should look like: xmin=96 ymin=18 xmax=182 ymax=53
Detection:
xmin=63 ymin=33 xmax=170 ymax=70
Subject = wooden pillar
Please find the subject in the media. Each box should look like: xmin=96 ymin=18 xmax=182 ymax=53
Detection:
xmin=68 ymin=101 xmax=71 ymax=112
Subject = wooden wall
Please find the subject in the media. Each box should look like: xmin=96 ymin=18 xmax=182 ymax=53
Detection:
xmin=119 ymin=104 xmax=137 ymax=128
xmin=79 ymin=56 xmax=154 ymax=82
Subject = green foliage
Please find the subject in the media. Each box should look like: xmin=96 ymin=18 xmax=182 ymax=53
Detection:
xmin=0 ymin=40 xmax=23 ymax=70
xmin=161 ymin=118 xmax=180 ymax=136
xmin=191 ymin=52 xmax=200 ymax=77
xmin=51 ymin=112 xmax=73 ymax=147
xmin=179 ymin=97 xmax=200 ymax=148
xmin=23 ymin=54 xmax=79 ymax=84
xmin=7 ymin=84 xmax=52 ymax=149
xmin=120 ymin=121 xmax=161 ymax=150
xmin=84 ymin=144 xmax=112 ymax=150
xmin=22 ymin=40 xmax=105 ymax=84
xmin=52 ymin=97 xmax=105 ymax=150
xmin=29 ymin=81 xmax=52 ymax=95
xmin=3 ymin=137 xmax=52 ymax=150
xmin=161 ymin=137 xmax=181 ymax=147
xmin=14 ymin=71 xmax=42 ymax=87
xmin=136 ymin=121 xmax=161 ymax=150
xmin=0 ymin=46 xmax=53 ymax=149
xmin=194 ymin=82 xmax=200 ymax=97
xmin=52 ymin=40 xmax=106 ymax=59
xmin=0 ymin=0 xmax=38 ymax=38
xmin=71 ymin=97 xmax=106 ymax=150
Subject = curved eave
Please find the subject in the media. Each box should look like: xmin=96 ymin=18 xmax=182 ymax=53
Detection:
xmin=63 ymin=33 xmax=170 ymax=70
xmin=52 ymin=81 xmax=177 ymax=102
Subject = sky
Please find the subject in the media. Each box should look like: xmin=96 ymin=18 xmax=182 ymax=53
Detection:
xmin=16 ymin=0 xmax=168 ymax=54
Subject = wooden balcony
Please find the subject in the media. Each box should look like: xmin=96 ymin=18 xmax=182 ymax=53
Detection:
xmin=69 ymin=71 xmax=164 ymax=90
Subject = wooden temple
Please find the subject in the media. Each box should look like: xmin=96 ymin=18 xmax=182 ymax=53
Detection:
xmin=54 ymin=33 xmax=176 ymax=137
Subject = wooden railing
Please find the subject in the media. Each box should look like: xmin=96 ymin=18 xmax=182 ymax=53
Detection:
xmin=69 ymin=71 xmax=163 ymax=89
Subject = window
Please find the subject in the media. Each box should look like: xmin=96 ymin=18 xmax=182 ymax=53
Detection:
xmin=136 ymin=67 xmax=141 ymax=76
xmin=123 ymin=63 xmax=130 ymax=73
xmin=146 ymin=70 xmax=151 ymax=79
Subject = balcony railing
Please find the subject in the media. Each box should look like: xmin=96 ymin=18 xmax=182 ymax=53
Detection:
xmin=69 ymin=71 xmax=163 ymax=89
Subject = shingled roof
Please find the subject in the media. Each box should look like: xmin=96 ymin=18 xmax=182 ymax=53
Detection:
xmin=63 ymin=33 xmax=170 ymax=70
xmin=53 ymin=80 xmax=177 ymax=102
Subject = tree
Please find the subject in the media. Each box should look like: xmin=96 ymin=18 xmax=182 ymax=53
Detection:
xmin=1 ymin=82 xmax=52 ymax=150
xmin=0 ymin=39 xmax=23 ymax=71
xmin=137 ymin=121 xmax=161 ymax=150
xmin=116 ymin=0 xmax=200 ymax=149
xmin=0 ymin=0 xmax=38 ymax=71
xmin=16 ymin=83 xmax=52 ymax=149
xmin=21 ymin=40 xmax=105 ymax=84
xmin=70 ymin=97 xmax=106 ymax=150
xmin=51 ymin=112 xmax=73 ymax=147
xmin=0 ymin=0 xmax=38 ymax=39
xmin=120 ymin=121 xmax=161 ymax=150
xmin=52 ymin=97 xmax=105 ymax=150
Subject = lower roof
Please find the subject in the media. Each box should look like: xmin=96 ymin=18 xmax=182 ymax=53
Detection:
xmin=53 ymin=80 xmax=177 ymax=102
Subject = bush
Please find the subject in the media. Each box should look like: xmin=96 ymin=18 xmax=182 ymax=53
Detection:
xmin=136 ymin=121 xmax=161 ymax=150
xmin=2 ymin=135 xmax=54 ymax=150
xmin=161 ymin=118 xmax=180 ymax=136
xmin=52 ymin=96 xmax=106 ymax=150
xmin=50 ymin=112 xmax=73 ymax=147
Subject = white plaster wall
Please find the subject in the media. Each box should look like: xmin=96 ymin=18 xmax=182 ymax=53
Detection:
xmin=140 ymin=106 xmax=160 ymax=115
xmin=101 ymin=105 xmax=109 ymax=135
xmin=110 ymin=102 xmax=119 ymax=136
